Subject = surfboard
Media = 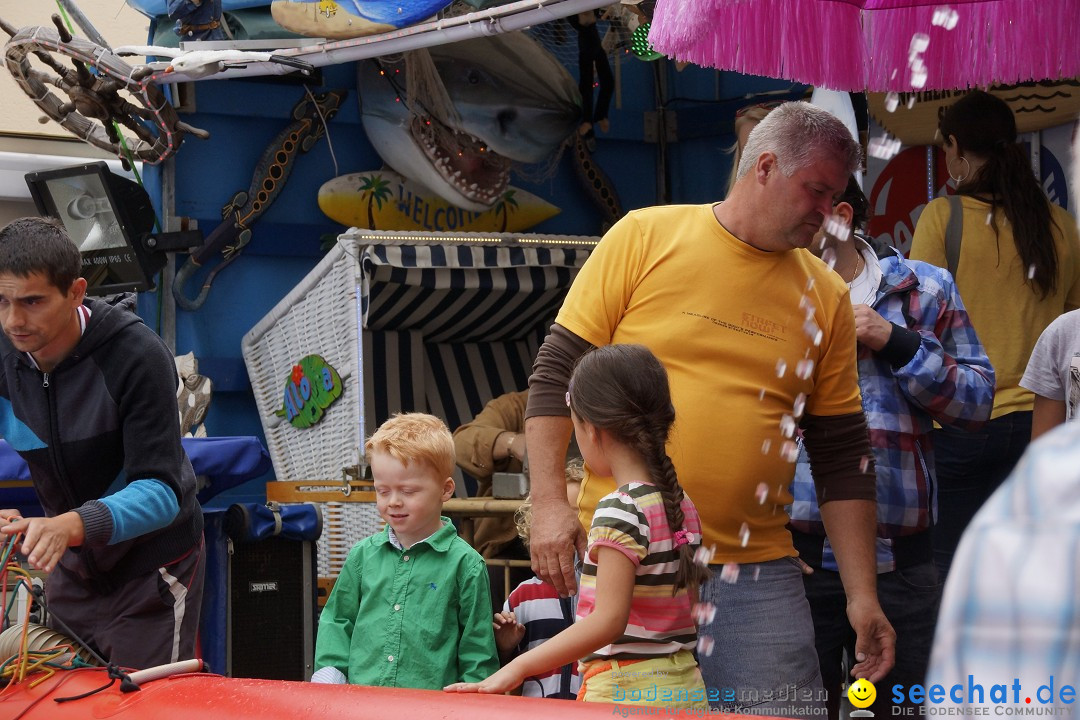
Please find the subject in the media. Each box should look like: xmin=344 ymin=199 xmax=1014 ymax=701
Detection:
xmin=318 ymin=170 xmax=560 ymax=233
xmin=270 ymin=0 xmax=452 ymax=39
xmin=126 ymin=0 xmax=269 ymax=15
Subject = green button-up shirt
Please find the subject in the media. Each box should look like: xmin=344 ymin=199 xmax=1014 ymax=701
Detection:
xmin=314 ymin=518 xmax=499 ymax=689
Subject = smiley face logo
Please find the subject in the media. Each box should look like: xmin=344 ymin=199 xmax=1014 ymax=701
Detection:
xmin=848 ymin=678 xmax=877 ymax=709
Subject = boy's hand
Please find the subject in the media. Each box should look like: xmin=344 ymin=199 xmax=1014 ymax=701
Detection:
xmin=492 ymin=611 xmax=525 ymax=653
xmin=1 ymin=512 xmax=84 ymax=572
xmin=444 ymin=665 xmax=523 ymax=695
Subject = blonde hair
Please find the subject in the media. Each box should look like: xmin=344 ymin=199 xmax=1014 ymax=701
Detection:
xmin=726 ymin=105 xmax=773 ymax=195
xmin=514 ymin=460 xmax=584 ymax=546
xmin=366 ymin=413 xmax=455 ymax=479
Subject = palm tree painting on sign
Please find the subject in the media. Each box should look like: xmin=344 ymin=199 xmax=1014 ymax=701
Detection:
xmin=318 ymin=171 xmax=559 ymax=233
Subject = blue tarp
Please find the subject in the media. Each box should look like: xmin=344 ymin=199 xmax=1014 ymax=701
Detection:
xmin=0 ymin=436 xmax=272 ymax=517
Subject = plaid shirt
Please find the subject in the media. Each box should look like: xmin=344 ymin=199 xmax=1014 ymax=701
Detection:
xmin=790 ymin=249 xmax=995 ymax=572
xmin=925 ymin=422 xmax=1080 ymax=708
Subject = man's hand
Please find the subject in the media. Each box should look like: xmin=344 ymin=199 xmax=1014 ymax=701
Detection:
xmin=529 ymin=500 xmax=586 ymax=597
xmin=847 ymin=595 xmax=896 ymax=683
xmin=852 ymin=304 xmax=893 ymax=351
xmin=0 ymin=511 xmax=85 ymax=572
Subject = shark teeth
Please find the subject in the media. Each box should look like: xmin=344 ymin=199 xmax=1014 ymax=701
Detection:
xmin=410 ymin=114 xmax=510 ymax=205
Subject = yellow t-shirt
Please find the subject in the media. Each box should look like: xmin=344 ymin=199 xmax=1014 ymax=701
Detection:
xmin=557 ymin=204 xmax=862 ymax=563
xmin=910 ymin=197 xmax=1080 ymax=418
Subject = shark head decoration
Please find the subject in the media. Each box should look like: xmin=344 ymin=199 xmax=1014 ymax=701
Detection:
xmin=358 ymin=32 xmax=581 ymax=211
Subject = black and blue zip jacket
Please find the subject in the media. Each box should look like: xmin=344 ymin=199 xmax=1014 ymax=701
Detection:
xmin=0 ymin=294 xmax=202 ymax=588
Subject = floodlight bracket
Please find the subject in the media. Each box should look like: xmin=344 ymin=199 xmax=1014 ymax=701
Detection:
xmin=142 ymin=230 xmax=204 ymax=253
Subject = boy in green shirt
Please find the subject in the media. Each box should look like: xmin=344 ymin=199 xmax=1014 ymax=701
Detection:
xmin=311 ymin=413 xmax=499 ymax=688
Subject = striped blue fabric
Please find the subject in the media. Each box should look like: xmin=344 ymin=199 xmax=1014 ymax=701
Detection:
xmin=790 ymin=252 xmax=995 ymax=572
xmin=925 ymin=422 xmax=1080 ymax=709
xmin=356 ymin=243 xmax=590 ymax=495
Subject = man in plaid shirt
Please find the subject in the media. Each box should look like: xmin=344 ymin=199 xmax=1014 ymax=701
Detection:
xmin=790 ymin=177 xmax=995 ymax=719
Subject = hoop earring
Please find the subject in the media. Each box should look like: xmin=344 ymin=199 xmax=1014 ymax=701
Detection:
xmin=949 ymin=156 xmax=970 ymax=184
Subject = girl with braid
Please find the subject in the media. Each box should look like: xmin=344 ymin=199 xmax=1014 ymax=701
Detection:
xmin=446 ymin=344 xmax=710 ymax=710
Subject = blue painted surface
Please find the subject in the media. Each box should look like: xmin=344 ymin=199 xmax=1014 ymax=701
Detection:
xmin=141 ymin=45 xmax=806 ymax=505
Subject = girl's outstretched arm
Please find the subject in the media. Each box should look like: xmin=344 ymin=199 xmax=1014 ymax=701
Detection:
xmin=444 ymin=546 xmax=636 ymax=694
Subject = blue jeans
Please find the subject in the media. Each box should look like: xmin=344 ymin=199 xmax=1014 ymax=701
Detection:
xmin=931 ymin=411 xmax=1031 ymax=579
xmin=803 ymin=561 xmax=942 ymax=719
xmin=697 ymin=557 xmax=826 ymax=717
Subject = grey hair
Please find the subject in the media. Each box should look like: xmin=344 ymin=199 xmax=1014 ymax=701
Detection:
xmin=735 ymin=101 xmax=862 ymax=181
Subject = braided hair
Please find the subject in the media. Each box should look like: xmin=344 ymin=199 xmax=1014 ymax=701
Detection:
xmin=568 ymin=344 xmax=710 ymax=593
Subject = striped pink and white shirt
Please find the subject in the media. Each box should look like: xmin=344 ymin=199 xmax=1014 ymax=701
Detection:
xmin=577 ymin=481 xmax=703 ymax=661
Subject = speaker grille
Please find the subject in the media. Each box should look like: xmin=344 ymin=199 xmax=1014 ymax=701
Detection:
xmin=229 ymin=538 xmax=315 ymax=680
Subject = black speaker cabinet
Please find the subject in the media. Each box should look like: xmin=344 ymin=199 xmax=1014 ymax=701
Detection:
xmin=227 ymin=536 xmax=316 ymax=680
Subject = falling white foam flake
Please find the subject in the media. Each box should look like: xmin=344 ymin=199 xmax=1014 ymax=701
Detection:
xmin=868 ymin=135 xmax=902 ymax=160
xmin=823 ymin=214 xmax=851 ymax=242
xmin=932 ymin=5 xmax=959 ymax=29
xmin=756 ymin=482 xmax=769 ymax=504
xmin=720 ymin=563 xmax=740 ymax=584
xmin=692 ymin=602 xmax=718 ymax=626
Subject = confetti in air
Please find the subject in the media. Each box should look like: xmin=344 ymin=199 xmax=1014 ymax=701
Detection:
xmin=692 ymin=602 xmax=718 ymax=625
xmin=909 ymin=33 xmax=930 ymax=58
xmin=796 ymin=358 xmax=815 ymax=380
xmin=720 ymin=562 xmax=740 ymax=584
xmin=739 ymin=522 xmax=751 ymax=547
xmin=1028 ymin=264 xmax=1036 ymax=280
xmin=698 ymin=635 xmax=716 ymax=656
xmin=752 ymin=566 xmax=762 ymax=581
xmin=909 ymin=59 xmax=928 ymax=89
xmin=860 ymin=455 xmax=871 ymax=473
xmin=776 ymin=359 xmax=788 ymax=378
xmin=780 ymin=414 xmax=797 ymax=438
xmin=799 ymin=294 xmax=816 ymax=320
xmin=793 ymin=393 xmax=807 ymax=418
xmin=756 ymin=482 xmax=769 ymax=504
xmin=761 ymin=439 xmax=772 ymax=455
xmin=694 ymin=544 xmax=716 ymax=567
xmin=806 ymin=277 xmax=815 ymax=292
xmin=821 ymin=247 xmax=838 ymax=271
xmin=907 ymin=95 xmax=917 ymax=109
xmin=868 ymin=135 xmax=902 ymax=160
xmin=780 ymin=440 xmax=798 ymax=463
xmin=908 ymin=34 xmax=930 ymax=89
xmin=884 ymin=92 xmax=899 ymax=112
xmin=932 ymin=5 xmax=959 ymax=29
xmin=823 ymin=214 xmax=851 ymax=242
xmin=803 ymin=320 xmax=823 ymax=347
xmin=758 ymin=388 xmax=766 ymax=401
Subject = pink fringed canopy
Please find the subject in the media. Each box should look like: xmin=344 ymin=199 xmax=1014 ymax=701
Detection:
xmin=650 ymin=0 xmax=1080 ymax=92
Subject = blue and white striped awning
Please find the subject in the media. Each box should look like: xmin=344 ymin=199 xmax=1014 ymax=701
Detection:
xmin=245 ymin=231 xmax=597 ymax=488
xmin=355 ymin=234 xmax=596 ymax=491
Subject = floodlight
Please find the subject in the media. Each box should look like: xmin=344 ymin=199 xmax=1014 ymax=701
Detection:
xmin=24 ymin=161 xmax=200 ymax=295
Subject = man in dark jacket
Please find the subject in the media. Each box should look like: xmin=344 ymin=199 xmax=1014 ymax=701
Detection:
xmin=0 ymin=217 xmax=203 ymax=669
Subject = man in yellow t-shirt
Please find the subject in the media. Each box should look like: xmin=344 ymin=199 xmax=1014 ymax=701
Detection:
xmin=524 ymin=103 xmax=895 ymax=717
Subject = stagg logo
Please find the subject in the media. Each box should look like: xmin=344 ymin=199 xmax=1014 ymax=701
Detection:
xmin=249 ymin=581 xmax=279 ymax=593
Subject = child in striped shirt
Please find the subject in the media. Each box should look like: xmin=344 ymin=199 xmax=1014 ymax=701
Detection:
xmin=446 ymin=344 xmax=711 ymax=710
xmin=491 ymin=461 xmax=583 ymax=699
